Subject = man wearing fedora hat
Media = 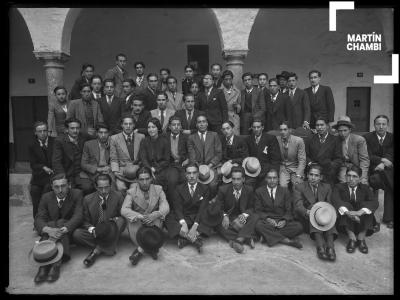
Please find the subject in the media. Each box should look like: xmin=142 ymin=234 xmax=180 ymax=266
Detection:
xmin=72 ymin=173 xmax=126 ymax=267
xmin=34 ymin=173 xmax=83 ymax=283
xmin=220 ymin=121 xmax=249 ymax=167
xmin=254 ymin=169 xmax=303 ymax=249
xmin=164 ymin=163 xmax=210 ymax=253
xmin=276 ymin=71 xmax=291 ymax=95
xmin=202 ymin=166 xmax=259 ymax=253
xmin=245 ymin=118 xmax=281 ymax=189
xmin=121 ymin=166 xmax=170 ymax=265
xmin=333 ymin=116 xmax=370 ymax=185
xmin=293 ymin=164 xmax=338 ymax=261
xmin=110 ymin=114 xmax=145 ymax=192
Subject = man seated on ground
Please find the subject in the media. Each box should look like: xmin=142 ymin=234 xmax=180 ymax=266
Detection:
xmin=201 ymin=166 xmax=258 ymax=254
xmin=73 ymin=174 xmax=126 ymax=267
xmin=33 ymin=173 xmax=83 ymax=284
xmin=332 ymin=166 xmax=378 ymax=255
xmin=131 ymin=97 xmax=152 ymax=136
xmin=254 ymin=169 xmax=303 ymax=249
xmin=121 ymin=166 xmax=170 ymax=266
xmin=293 ymin=163 xmax=338 ymax=261
xmin=164 ymin=163 xmax=210 ymax=253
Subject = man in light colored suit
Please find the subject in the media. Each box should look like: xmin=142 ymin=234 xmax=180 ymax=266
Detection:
xmin=277 ymin=121 xmax=306 ymax=188
xmin=104 ymin=53 xmax=130 ymax=98
xmin=110 ymin=115 xmax=145 ymax=192
xmin=333 ymin=116 xmax=370 ymax=185
xmin=187 ymin=114 xmax=222 ymax=196
xmin=66 ymin=83 xmax=104 ymax=137
xmin=165 ymin=76 xmax=184 ymax=111
xmin=287 ymin=73 xmax=311 ymax=130
xmin=150 ymin=91 xmax=176 ymax=133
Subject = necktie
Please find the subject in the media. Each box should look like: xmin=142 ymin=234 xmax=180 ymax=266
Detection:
xmin=289 ymin=90 xmax=294 ymax=98
xmin=127 ymin=135 xmax=132 ymax=144
xmin=312 ymin=186 xmax=317 ymax=199
xmin=187 ymin=111 xmax=192 ymax=124
xmin=255 ymin=135 xmax=261 ymax=145
xmin=379 ymin=137 xmax=384 ymax=145
xmin=319 ymin=134 xmax=325 ymax=143
xmin=234 ymin=190 xmax=240 ymax=201
xmin=312 ymin=87 xmax=316 ymax=94
xmin=107 ymin=96 xmax=112 ymax=105
xmin=227 ymin=137 xmax=231 ymax=146
xmin=201 ymin=133 xmax=206 ymax=163
xmin=190 ymin=185 xmax=195 ymax=197
xmin=269 ymin=189 xmax=274 ymax=202
xmin=201 ymin=133 xmax=206 ymax=143
xmin=350 ymin=187 xmax=356 ymax=206
xmin=160 ymin=110 xmax=165 ymax=127
xmin=98 ymin=198 xmax=105 ymax=224
xmin=58 ymin=199 xmax=64 ymax=209
xmin=172 ymin=134 xmax=177 ymax=140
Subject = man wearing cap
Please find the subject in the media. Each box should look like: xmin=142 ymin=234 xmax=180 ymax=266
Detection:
xmin=150 ymin=91 xmax=176 ymax=133
xmin=332 ymin=165 xmax=378 ymax=254
xmin=174 ymin=93 xmax=204 ymax=135
xmin=245 ymin=118 xmax=281 ymax=188
xmin=220 ymin=121 xmax=249 ymax=166
xmin=364 ymin=115 xmax=393 ymax=229
xmin=333 ymin=116 xmax=370 ymax=185
xmin=293 ymin=164 xmax=338 ymax=261
xmin=276 ymin=71 xmax=290 ymax=95
xmin=305 ymin=116 xmax=342 ymax=186
xmin=72 ymin=173 xmax=126 ymax=267
xmin=287 ymin=72 xmax=311 ymax=130
xmin=264 ymin=78 xmax=292 ymax=132
xmin=304 ymin=70 xmax=335 ymax=129
xmin=254 ymin=169 xmax=303 ymax=249
xmin=121 ymin=166 xmax=170 ymax=265
xmin=164 ymin=163 xmax=210 ymax=253
xmin=34 ymin=173 xmax=83 ymax=283
xmin=131 ymin=97 xmax=152 ymax=136
xmin=187 ymin=114 xmax=222 ymax=197
xmin=110 ymin=114 xmax=145 ymax=192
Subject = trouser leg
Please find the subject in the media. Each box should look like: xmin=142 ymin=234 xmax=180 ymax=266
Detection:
xmin=30 ymin=184 xmax=44 ymax=220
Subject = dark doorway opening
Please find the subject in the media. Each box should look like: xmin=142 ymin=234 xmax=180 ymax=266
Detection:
xmin=187 ymin=45 xmax=209 ymax=77
xmin=346 ymin=87 xmax=371 ymax=132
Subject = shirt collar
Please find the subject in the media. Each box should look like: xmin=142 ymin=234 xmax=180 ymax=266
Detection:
xmin=376 ymin=132 xmax=386 ymax=141
xmin=99 ymin=194 xmax=109 ymax=202
xmin=171 ymin=133 xmax=180 ymax=139
xmin=313 ymin=84 xmax=320 ymax=91
xmin=198 ymin=131 xmax=207 ymax=138
xmin=188 ymin=182 xmax=197 ymax=190
xmin=246 ymin=87 xmax=253 ymax=93
xmin=289 ymin=87 xmax=297 ymax=93
xmin=116 ymin=65 xmax=124 ymax=74
xmin=38 ymin=137 xmax=48 ymax=147
xmin=268 ymin=186 xmax=276 ymax=194
xmin=122 ymin=131 xmax=133 ymax=140
xmin=56 ymin=196 xmax=65 ymax=203
xmin=319 ymin=131 xmax=329 ymax=140
xmin=349 ymin=185 xmax=358 ymax=192
xmin=68 ymin=134 xmax=78 ymax=143
xmin=226 ymin=135 xmax=234 ymax=144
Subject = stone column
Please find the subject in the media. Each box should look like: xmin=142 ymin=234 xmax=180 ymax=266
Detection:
xmin=222 ymin=49 xmax=248 ymax=90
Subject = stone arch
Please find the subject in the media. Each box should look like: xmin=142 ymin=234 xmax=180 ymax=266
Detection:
xmin=61 ymin=8 xmax=83 ymax=55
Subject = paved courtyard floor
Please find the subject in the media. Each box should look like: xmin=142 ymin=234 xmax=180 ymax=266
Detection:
xmin=8 ymin=175 xmax=393 ymax=294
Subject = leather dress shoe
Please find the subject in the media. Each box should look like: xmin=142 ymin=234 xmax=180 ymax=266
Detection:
xmin=47 ymin=261 xmax=61 ymax=282
xmin=177 ymin=237 xmax=190 ymax=249
xmin=316 ymin=246 xmax=328 ymax=260
xmin=129 ymin=249 xmax=143 ymax=266
xmin=83 ymin=250 xmax=99 ymax=267
xmin=193 ymin=238 xmax=203 ymax=254
xmin=281 ymin=238 xmax=303 ymax=249
xmin=373 ymin=222 xmax=381 ymax=233
xmin=386 ymin=221 xmax=393 ymax=229
xmin=247 ymin=238 xmax=255 ymax=249
xmin=358 ymin=240 xmax=368 ymax=254
xmin=148 ymin=251 xmax=158 ymax=260
xmin=346 ymin=239 xmax=357 ymax=253
xmin=34 ymin=265 xmax=50 ymax=284
xmin=326 ymin=247 xmax=336 ymax=261
xmin=229 ymin=240 xmax=244 ymax=253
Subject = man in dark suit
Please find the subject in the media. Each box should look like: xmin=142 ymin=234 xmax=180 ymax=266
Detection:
xmin=174 ymin=93 xmax=203 ymax=135
xmin=211 ymin=63 xmax=223 ymax=89
xmin=121 ymin=79 xmax=136 ymax=114
xmin=287 ymin=72 xmax=311 ymax=130
xmin=139 ymin=73 xmax=159 ymax=111
xmin=264 ymin=78 xmax=292 ymax=132
xmin=29 ymin=121 xmax=54 ymax=219
xmin=164 ymin=164 xmax=210 ymax=253
xmin=254 ymin=169 xmax=303 ymax=249
xmin=73 ymin=173 xmax=126 ymax=267
xmin=69 ymin=64 xmax=95 ymax=100
xmin=197 ymin=73 xmax=228 ymax=132
xmin=221 ymin=121 xmax=249 ymax=165
xmin=98 ymin=79 xmax=123 ymax=134
xmin=90 ymin=75 xmax=104 ymax=101
xmin=34 ymin=173 xmax=83 ymax=283
xmin=364 ymin=115 xmax=393 ymax=229
xmin=304 ymin=70 xmax=335 ymax=129
xmin=164 ymin=116 xmax=190 ymax=207
xmin=182 ymin=65 xmax=195 ymax=95
xmin=52 ymin=117 xmax=94 ymax=195
xmin=245 ymin=118 xmax=281 ymax=188
xmin=131 ymin=97 xmax=152 ymax=136
xmin=202 ymin=167 xmax=259 ymax=253
xmin=104 ymin=53 xmax=130 ymax=98
xmin=305 ymin=117 xmax=342 ymax=186
xmin=239 ymin=72 xmax=265 ymax=135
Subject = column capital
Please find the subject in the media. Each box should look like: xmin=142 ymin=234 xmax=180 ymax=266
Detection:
xmin=222 ymin=49 xmax=248 ymax=61
xmin=34 ymin=51 xmax=70 ymax=69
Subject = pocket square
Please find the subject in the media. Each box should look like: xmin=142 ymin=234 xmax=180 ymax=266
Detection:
xmin=263 ymin=146 xmax=268 ymax=155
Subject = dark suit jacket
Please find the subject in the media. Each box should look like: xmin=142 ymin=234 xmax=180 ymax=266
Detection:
xmin=221 ymin=135 xmax=249 ymax=164
xmin=80 ymin=139 xmax=110 ymax=178
xmin=197 ymin=87 xmax=228 ymax=127
xmin=215 ymin=184 xmax=254 ymax=218
xmin=174 ymin=109 xmax=204 ymax=134
xmin=264 ymin=92 xmax=293 ymax=131
xmin=187 ymin=131 xmax=222 ymax=166
xmin=293 ymin=182 xmax=332 ymax=218
xmin=173 ymin=182 xmax=210 ymax=223
xmin=239 ymin=87 xmax=265 ymax=119
xmin=98 ymin=95 xmax=123 ymax=133
xmin=52 ymin=133 xmax=91 ymax=179
xmin=363 ymin=131 xmax=393 ymax=170
xmin=288 ymin=88 xmax=311 ymax=129
xmin=246 ymin=133 xmax=281 ymax=177
xmin=254 ymin=185 xmax=293 ymax=221
xmin=304 ymin=85 xmax=335 ymax=126
xmin=132 ymin=110 xmax=152 ymax=136
xmin=331 ymin=183 xmax=378 ymax=212
xmin=140 ymin=87 xmax=158 ymax=111
xmin=29 ymin=137 xmax=54 ymax=186
xmin=82 ymin=190 xmax=124 ymax=229
xmin=69 ymin=76 xmax=90 ymax=100
xmin=139 ymin=135 xmax=170 ymax=173
xmin=305 ymin=133 xmax=342 ymax=172
xmin=182 ymin=78 xmax=193 ymax=95
xmin=121 ymin=93 xmax=134 ymax=114
xmin=163 ymin=132 xmax=189 ymax=165
xmin=34 ymin=189 xmax=83 ymax=234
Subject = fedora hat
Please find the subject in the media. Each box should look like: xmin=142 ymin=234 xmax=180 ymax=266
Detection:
xmin=115 ymin=164 xmax=140 ymax=183
xmin=242 ymin=157 xmax=261 ymax=178
xmin=136 ymin=225 xmax=165 ymax=253
xmin=29 ymin=240 xmax=64 ymax=266
xmin=198 ymin=165 xmax=215 ymax=185
xmin=309 ymin=202 xmax=337 ymax=231
xmin=94 ymin=220 xmax=119 ymax=246
xmin=220 ymin=161 xmax=233 ymax=183
xmin=332 ymin=116 xmax=355 ymax=130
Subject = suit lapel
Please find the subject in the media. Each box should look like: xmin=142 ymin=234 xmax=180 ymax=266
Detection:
xmin=117 ymin=133 xmax=131 ymax=158
xmin=193 ymin=133 xmax=203 ymax=156
xmin=304 ymin=184 xmax=317 ymax=205
xmin=275 ymin=186 xmax=283 ymax=207
xmin=133 ymin=133 xmax=141 ymax=160
xmin=146 ymin=185 xmax=159 ymax=213
xmin=60 ymin=191 xmax=73 ymax=218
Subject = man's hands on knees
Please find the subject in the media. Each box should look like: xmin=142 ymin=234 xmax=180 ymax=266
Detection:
xmin=222 ymin=215 xmax=230 ymax=229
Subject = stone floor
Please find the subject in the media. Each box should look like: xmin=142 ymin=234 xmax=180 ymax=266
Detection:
xmin=8 ymin=174 xmax=393 ymax=294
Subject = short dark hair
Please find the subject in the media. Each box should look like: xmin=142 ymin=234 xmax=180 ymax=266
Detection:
xmin=307 ymin=163 xmax=323 ymax=175
xmin=288 ymin=72 xmax=298 ymax=80
xmin=80 ymin=83 xmax=91 ymax=91
xmin=94 ymin=173 xmax=112 ymax=186
xmin=166 ymin=75 xmax=177 ymax=84
xmin=279 ymin=121 xmax=290 ymax=128
xmin=33 ymin=121 xmax=47 ymax=131
xmin=156 ymin=91 xmax=168 ymax=99
xmin=122 ymin=79 xmax=136 ymax=87
xmin=91 ymin=75 xmax=103 ymax=84
xmin=64 ymin=117 xmax=81 ymax=128
xmin=252 ymin=118 xmax=264 ymax=127
xmin=222 ymin=121 xmax=235 ymax=128
xmin=132 ymin=97 xmax=144 ymax=104
xmin=190 ymin=81 xmax=200 ymax=88
xmin=374 ymin=114 xmax=390 ymax=124
xmin=242 ymin=72 xmax=253 ymax=80
xmin=258 ymin=72 xmax=268 ymax=80
xmin=115 ymin=53 xmax=127 ymax=61
xmin=210 ymin=63 xmax=222 ymax=70
xmin=147 ymin=73 xmax=158 ymax=81
xmin=120 ymin=113 xmax=135 ymax=125
xmin=169 ymin=115 xmax=182 ymax=126
xmin=183 ymin=93 xmax=195 ymax=101
xmin=221 ymin=70 xmax=234 ymax=79
xmin=308 ymin=70 xmax=321 ymax=78
xmin=137 ymin=166 xmax=152 ymax=177
xmin=184 ymin=65 xmax=194 ymax=71
xmin=269 ymin=78 xmax=278 ymax=85
xmin=53 ymin=86 xmax=67 ymax=95
xmin=51 ymin=173 xmax=68 ymax=184
xmin=103 ymin=78 xmax=115 ymax=86
xmin=266 ymin=168 xmax=279 ymax=177
xmin=346 ymin=165 xmax=362 ymax=177
xmin=196 ymin=113 xmax=208 ymax=123
xmin=231 ymin=166 xmax=245 ymax=177
xmin=314 ymin=115 xmax=327 ymax=124
xmin=160 ymin=68 xmax=171 ymax=75
xmin=81 ymin=63 xmax=94 ymax=72
xmin=134 ymin=61 xmax=145 ymax=69
xmin=95 ymin=122 xmax=109 ymax=131
xmin=147 ymin=117 xmax=162 ymax=133
xmin=185 ymin=163 xmax=199 ymax=172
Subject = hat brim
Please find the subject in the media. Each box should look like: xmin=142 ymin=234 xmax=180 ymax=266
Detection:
xmin=242 ymin=157 xmax=261 ymax=178
xmin=222 ymin=176 xmax=232 ymax=183
xmin=198 ymin=169 xmax=215 ymax=185
xmin=29 ymin=241 xmax=64 ymax=266
xmin=332 ymin=122 xmax=354 ymax=130
xmin=115 ymin=172 xmax=137 ymax=183
xmin=136 ymin=226 xmax=165 ymax=252
xmin=309 ymin=202 xmax=337 ymax=231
